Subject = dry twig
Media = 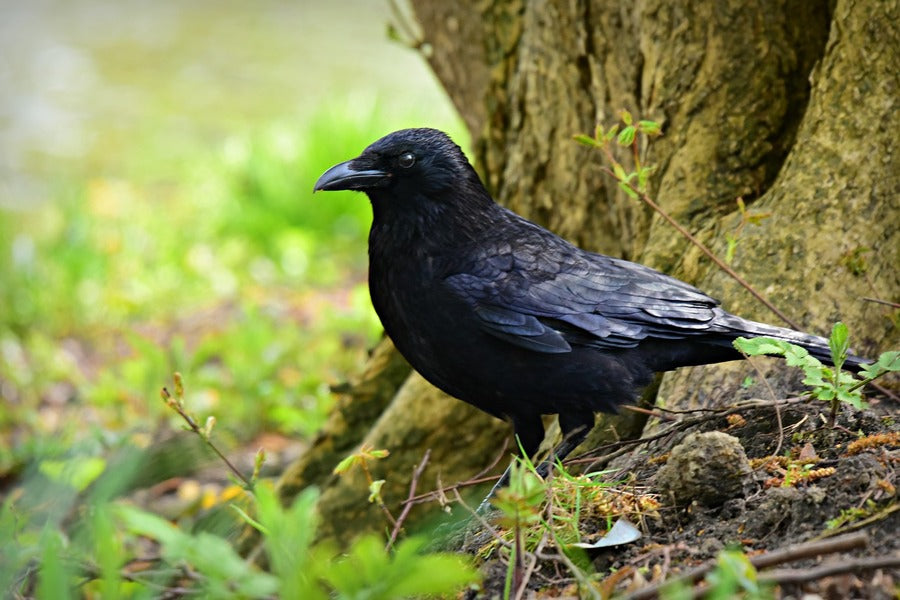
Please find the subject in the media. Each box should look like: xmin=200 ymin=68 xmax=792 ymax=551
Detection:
xmin=623 ymin=531 xmax=869 ymax=600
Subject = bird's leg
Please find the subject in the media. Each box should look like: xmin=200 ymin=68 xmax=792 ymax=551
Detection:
xmin=533 ymin=410 xmax=595 ymax=478
xmin=533 ymin=425 xmax=589 ymax=478
xmin=477 ymin=414 xmax=544 ymax=512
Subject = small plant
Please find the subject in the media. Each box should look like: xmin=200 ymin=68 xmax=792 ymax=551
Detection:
xmin=482 ymin=452 xmax=657 ymax=599
xmin=659 ymin=548 xmax=775 ymax=600
xmin=703 ymin=548 xmax=775 ymax=600
xmin=734 ymin=323 xmax=899 ymax=426
xmin=725 ymin=198 xmax=772 ymax=264
xmin=825 ymin=500 xmax=879 ymax=531
xmin=574 ymin=110 xmax=661 ymax=200
xmin=491 ymin=461 xmax=547 ymax=599
xmin=333 ymin=443 xmax=396 ymax=525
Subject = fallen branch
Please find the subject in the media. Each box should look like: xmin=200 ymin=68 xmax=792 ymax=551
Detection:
xmin=758 ymin=554 xmax=900 ymax=586
xmin=623 ymin=531 xmax=869 ymax=600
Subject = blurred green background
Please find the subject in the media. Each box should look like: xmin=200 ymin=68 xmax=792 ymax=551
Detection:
xmin=0 ymin=1 xmax=464 ymax=479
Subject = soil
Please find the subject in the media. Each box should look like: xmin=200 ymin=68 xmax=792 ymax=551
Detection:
xmin=462 ymin=396 xmax=899 ymax=599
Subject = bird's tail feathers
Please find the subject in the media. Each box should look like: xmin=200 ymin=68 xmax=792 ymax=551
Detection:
xmin=721 ymin=315 xmax=869 ymax=372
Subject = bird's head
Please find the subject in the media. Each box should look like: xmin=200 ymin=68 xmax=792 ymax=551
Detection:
xmin=313 ymin=128 xmax=492 ymax=218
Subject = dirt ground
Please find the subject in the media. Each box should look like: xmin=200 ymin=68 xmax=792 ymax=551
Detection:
xmin=463 ymin=396 xmax=899 ymax=599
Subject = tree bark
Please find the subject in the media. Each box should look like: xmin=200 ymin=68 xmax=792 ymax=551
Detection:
xmin=275 ymin=0 xmax=899 ymax=545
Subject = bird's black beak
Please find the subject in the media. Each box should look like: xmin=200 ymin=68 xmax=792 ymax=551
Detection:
xmin=313 ymin=159 xmax=390 ymax=192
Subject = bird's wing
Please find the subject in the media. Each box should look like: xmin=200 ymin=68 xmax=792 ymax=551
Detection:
xmin=443 ymin=237 xmax=722 ymax=353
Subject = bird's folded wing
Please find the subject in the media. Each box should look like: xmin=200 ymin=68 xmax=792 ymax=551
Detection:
xmin=444 ymin=249 xmax=722 ymax=353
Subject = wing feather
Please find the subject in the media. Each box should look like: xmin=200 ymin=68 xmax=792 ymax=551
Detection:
xmin=443 ymin=230 xmax=722 ymax=353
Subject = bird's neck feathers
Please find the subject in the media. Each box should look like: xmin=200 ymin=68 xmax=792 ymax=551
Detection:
xmin=367 ymin=167 xmax=499 ymax=252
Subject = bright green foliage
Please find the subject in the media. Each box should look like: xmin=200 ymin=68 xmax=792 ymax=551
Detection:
xmin=333 ymin=444 xmax=391 ymax=475
xmin=0 ymin=5 xmax=470 ymax=597
xmin=735 ymin=328 xmax=859 ymax=408
xmin=860 ymin=350 xmax=900 ymax=380
xmin=117 ymin=503 xmax=280 ymax=598
xmin=734 ymin=323 xmax=898 ymax=420
xmin=247 ymin=485 xmax=479 ymax=600
xmin=491 ymin=461 xmax=547 ymax=530
xmin=36 ymin=529 xmax=72 ymax=600
xmin=575 ymin=114 xmax=661 ymax=203
xmin=253 ymin=485 xmax=326 ymax=599
xmin=658 ymin=549 xmax=775 ymax=600
xmin=38 ymin=456 xmax=107 ymax=492
xmin=703 ymin=549 xmax=773 ymax=600
xmin=322 ymin=535 xmax=478 ymax=600
xmin=826 ymin=500 xmax=880 ymax=530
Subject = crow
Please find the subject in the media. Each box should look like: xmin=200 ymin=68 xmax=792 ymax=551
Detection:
xmin=314 ymin=127 xmax=866 ymax=485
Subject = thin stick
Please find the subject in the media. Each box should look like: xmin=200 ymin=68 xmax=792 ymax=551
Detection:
xmin=160 ymin=387 xmax=251 ymax=488
xmin=623 ymin=405 xmax=678 ymax=421
xmin=741 ymin=354 xmax=785 ymax=458
xmin=861 ymin=296 xmax=900 ymax=309
xmin=401 ymin=440 xmax=509 ymax=506
xmin=386 ymin=449 xmax=431 ymax=551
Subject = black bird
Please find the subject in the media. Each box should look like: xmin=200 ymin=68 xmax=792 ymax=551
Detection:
xmin=314 ymin=128 xmax=865 ymax=482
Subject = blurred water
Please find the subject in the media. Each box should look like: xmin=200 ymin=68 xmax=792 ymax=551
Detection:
xmin=0 ymin=0 xmax=456 ymax=208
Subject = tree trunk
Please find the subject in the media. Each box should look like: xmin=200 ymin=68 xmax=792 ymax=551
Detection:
xmin=276 ymin=0 xmax=899 ymax=545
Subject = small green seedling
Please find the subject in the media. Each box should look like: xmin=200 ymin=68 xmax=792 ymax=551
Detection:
xmin=734 ymin=323 xmax=898 ymax=427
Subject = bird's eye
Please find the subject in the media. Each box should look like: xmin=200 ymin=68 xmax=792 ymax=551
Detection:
xmin=398 ymin=152 xmax=416 ymax=168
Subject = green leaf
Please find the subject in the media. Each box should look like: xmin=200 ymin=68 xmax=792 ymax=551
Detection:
xmin=115 ymin=503 xmax=182 ymax=547
xmin=638 ymin=120 xmax=661 ymax=135
xmin=613 ymin=163 xmax=627 ymax=181
xmin=605 ymin=124 xmax=620 ymax=141
xmin=116 ymin=503 xmax=280 ymax=598
xmin=837 ymin=387 xmax=866 ymax=409
xmin=620 ymin=109 xmax=633 ymax=126
xmin=617 ymin=126 xmax=636 ymax=146
xmin=860 ymin=350 xmax=900 ymax=379
xmin=618 ymin=181 xmax=639 ymax=199
xmin=733 ymin=336 xmax=790 ymax=356
xmin=725 ymin=233 xmax=737 ymax=264
xmin=705 ymin=549 xmax=761 ymax=600
xmin=368 ymin=479 xmax=385 ymax=503
xmin=37 ymin=529 xmax=73 ymax=600
xmin=255 ymin=485 xmax=325 ymax=599
xmin=321 ymin=535 xmax=478 ymax=600
xmin=333 ymin=453 xmax=358 ymax=474
xmin=39 ymin=456 xmax=106 ymax=492
xmin=230 ymin=503 xmax=267 ymax=535
xmin=828 ymin=322 xmax=849 ymax=369
xmin=746 ymin=211 xmax=772 ymax=225
xmin=784 ymin=345 xmax=821 ymax=370
xmin=636 ymin=165 xmax=655 ymax=191
xmin=573 ymin=134 xmax=597 ymax=147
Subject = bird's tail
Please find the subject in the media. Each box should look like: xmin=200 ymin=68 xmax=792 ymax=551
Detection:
xmin=720 ymin=314 xmax=869 ymax=372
